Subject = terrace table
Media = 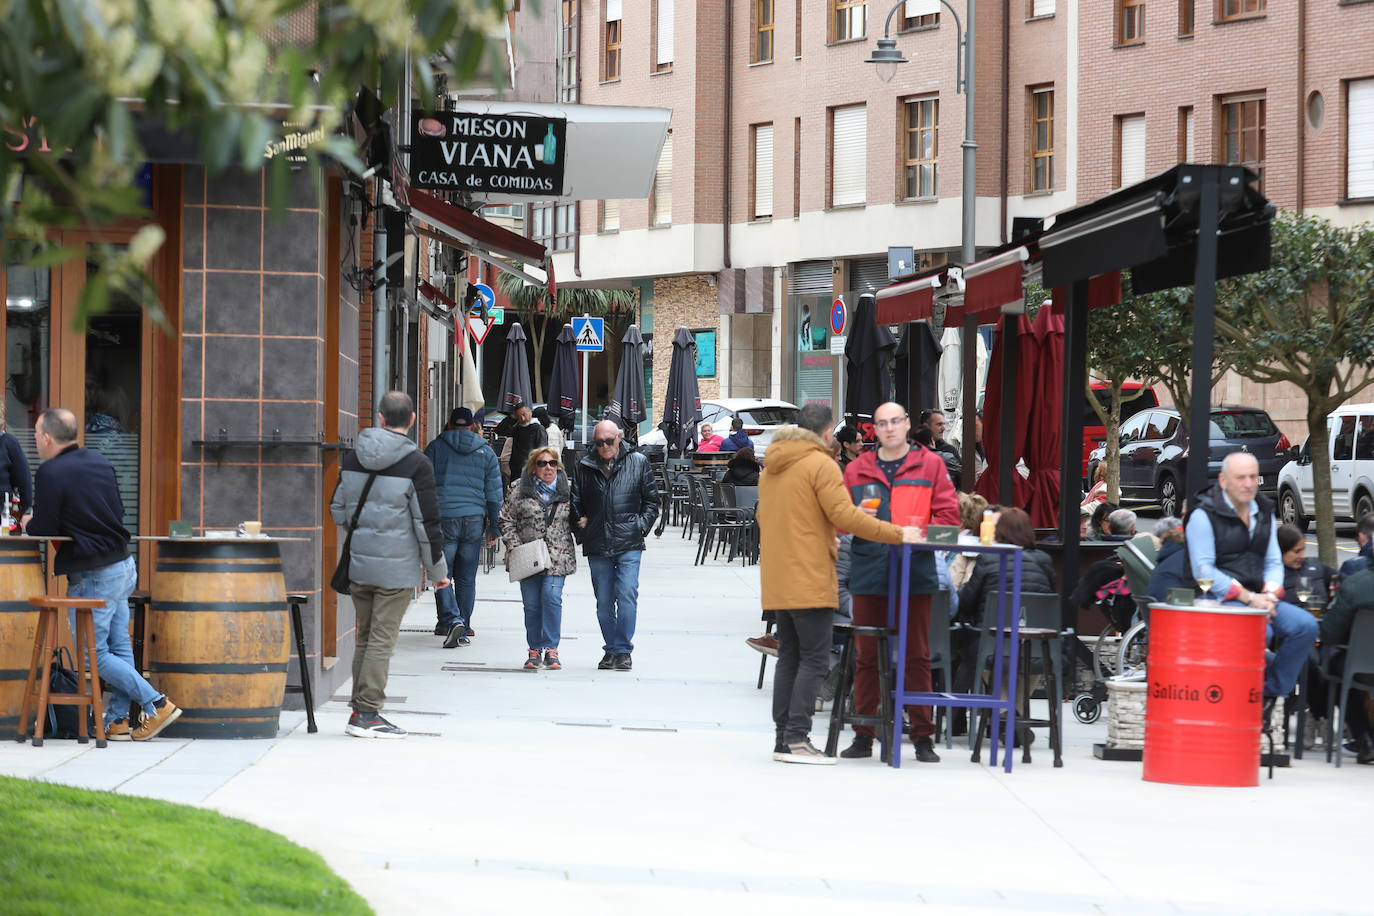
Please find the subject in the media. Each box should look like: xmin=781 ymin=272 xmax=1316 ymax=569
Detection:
xmin=887 ymin=540 xmax=1024 ymax=772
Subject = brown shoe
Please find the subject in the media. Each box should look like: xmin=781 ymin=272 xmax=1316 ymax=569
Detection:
xmin=746 ymin=634 xmax=779 ymax=657
xmin=106 ymin=718 xmax=131 ymax=742
xmin=132 ymin=700 xmax=182 ymax=740
xmin=542 ymin=649 xmax=561 ymax=670
xmin=523 ymin=649 xmax=541 ymax=671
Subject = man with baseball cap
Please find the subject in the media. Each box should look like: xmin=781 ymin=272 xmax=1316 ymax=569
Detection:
xmin=425 ymin=406 xmax=504 ymax=647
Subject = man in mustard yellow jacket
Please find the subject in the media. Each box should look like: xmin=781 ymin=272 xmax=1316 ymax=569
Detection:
xmin=757 ymin=403 xmax=921 ymax=765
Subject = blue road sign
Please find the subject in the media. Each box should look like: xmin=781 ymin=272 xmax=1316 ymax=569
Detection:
xmin=471 ymin=282 xmax=495 ymax=318
xmin=573 ymin=315 xmax=605 ymax=352
xmin=830 ymin=297 xmax=847 ymax=336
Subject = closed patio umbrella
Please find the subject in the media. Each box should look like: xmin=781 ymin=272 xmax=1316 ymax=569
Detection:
xmin=659 ymin=327 xmax=703 ymax=454
xmin=894 ymin=321 xmax=942 ymax=414
xmin=1024 ymin=307 xmax=1065 ymax=527
xmin=937 ymin=326 xmax=962 ymax=413
xmin=545 ymin=323 xmax=580 ymax=434
xmin=607 ymin=324 xmax=647 ymax=445
xmin=457 ymin=325 xmax=483 ymax=415
xmin=974 ymin=314 xmax=1035 ymax=509
xmin=844 ymin=292 xmax=897 ymax=432
xmin=498 ymin=322 xmax=534 ymax=412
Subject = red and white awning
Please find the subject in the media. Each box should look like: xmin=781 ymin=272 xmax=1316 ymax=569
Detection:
xmin=963 ymin=246 xmax=1031 ymax=316
xmin=408 ymin=189 xmax=556 ymax=297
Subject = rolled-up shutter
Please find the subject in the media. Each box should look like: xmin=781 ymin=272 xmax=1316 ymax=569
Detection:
xmin=788 ymin=260 xmax=834 ymax=296
xmin=1349 ymin=79 xmax=1374 ymax=199
xmin=606 ymin=0 xmax=621 ymax=22
xmin=849 ymin=256 xmax=889 ymax=295
xmin=656 ymin=0 xmax=673 ymax=66
xmin=602 ymin=199 xmax=619 ymax=231
xmin=831 ymin=105 xmax=867 ymax=207
xmin=1119 ymin=115 xmax=1145 ymax=188
xmin=653 ymin=135 xmax=673 ymax=225
xmin=1031 ymin=0 xmax=1054 ymax=16
xmin=754 ymin=124 xmax=774 ymax=218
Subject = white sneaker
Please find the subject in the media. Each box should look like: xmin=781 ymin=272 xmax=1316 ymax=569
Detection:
xmin=345 ymin=711 xmax=407 ymax=739
xmin=774 ymin=740 xmax=837 ymax=765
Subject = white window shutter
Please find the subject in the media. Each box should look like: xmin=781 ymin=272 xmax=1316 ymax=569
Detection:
xmin=1349 ymin=79 xmax=1374 ymax=199
xmin=603 ymin=199 xmax=619 ymax=231
xmin=1119 ymin=115 xmax=1146 ymax=187
xmin=754 ymin=125 xmax=774 ymax=218
xmin=1032 ymin=0 xmax=1055 ymax=16
xmin=831 ymin=105 xmax=867 ymax=207
xmin=904 ymin=0 xmax=941 ymax=16
xmin=1185 ymin=109 xmax=1196 ymax=162
xmin=653 ymin=136 xmax=673 ymax=225
xmin=657 ymin=0 xmax=674 ymax=65
xmin=606 ymin=0 xmax=622 ymax=22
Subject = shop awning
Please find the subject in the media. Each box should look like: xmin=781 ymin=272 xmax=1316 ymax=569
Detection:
xmin=408 ymin=188 xmax=555 ymax=293
xmin=415 ymin=280 xmax=458 ymax=329
xmin=875 ymin=267 xmax=951 ymax=324
xmin=963 ymin=246 xmax=1031 ymax=316
xmin=1049 ymin=271 xmax=1123 ymax=313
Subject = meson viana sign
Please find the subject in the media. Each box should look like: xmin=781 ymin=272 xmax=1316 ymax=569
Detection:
xmin=410 ymin=110 xmax=566 ymax=195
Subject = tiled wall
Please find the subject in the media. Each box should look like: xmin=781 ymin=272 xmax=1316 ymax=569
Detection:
xmin=180 ymin=164 xmax=354 ymax=704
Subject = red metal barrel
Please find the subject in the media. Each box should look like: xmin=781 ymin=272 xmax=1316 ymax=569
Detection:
xmin=1142 ymin=603 xmax=1268 ymax=787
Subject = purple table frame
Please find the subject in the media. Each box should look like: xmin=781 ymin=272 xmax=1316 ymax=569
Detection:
xmin=886 ymin=541 xmax=1024 ymax=772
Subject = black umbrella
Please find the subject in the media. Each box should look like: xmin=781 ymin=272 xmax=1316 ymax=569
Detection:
xmin=894 ymin=320 xmax=943 ymax=413
xmin=545 ymin=323 xmax=580 ymax=433
xmin=498 ymin=321 xmax=534 ymax=413
xmin=659 ymin=326 xmax=703 ymax=454
xmin=606 ymin=324 xmax=647 ymax=445
xmin=844 ymin=292 xmax=897 ymax=431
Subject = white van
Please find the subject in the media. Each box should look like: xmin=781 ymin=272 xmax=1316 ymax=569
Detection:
xmin=1276 ymin=403 xmax=1374 ymax=529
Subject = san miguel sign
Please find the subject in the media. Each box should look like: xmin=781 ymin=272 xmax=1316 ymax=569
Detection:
xmin=410 ymin=109 xmax=566 ymax=195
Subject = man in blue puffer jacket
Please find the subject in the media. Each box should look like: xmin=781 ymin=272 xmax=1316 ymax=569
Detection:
xmin=424 ymin=407 xmax=503 ymax=648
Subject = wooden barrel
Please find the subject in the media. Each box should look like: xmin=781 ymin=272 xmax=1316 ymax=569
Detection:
xmin=693 ymin=452 xmax=732 ymax=475
xmin=0 ymin=540 xmax=50 ymax=733
xmin=146 ymin=541 xmax=289 ymax=738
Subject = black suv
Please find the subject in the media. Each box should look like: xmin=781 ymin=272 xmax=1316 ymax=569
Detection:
xmin=1087 ymin=406 xmax=1290 ymax=517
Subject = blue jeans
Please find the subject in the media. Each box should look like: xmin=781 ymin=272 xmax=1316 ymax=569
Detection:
xmin=434 ymin=516 xmax=485 ymax=629
xmin=66 ymin=556 xmax=160 ymax=726
xmin=519 ymin=573 xmax=565 ymax=651
xmin=588 ymin=551 xmax=642 ymax=654
xmin=1223 ymin=597 xmax=1319 ymax=697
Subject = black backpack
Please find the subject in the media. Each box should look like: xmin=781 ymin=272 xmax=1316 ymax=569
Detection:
xmin=45 ymin=647 xmax=95 ymax=739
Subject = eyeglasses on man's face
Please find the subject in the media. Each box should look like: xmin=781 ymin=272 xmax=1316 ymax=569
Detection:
xmin=594 ymin=437 xmax=618 ymax=447
xmin=874 ymin=417 xmax=909 ymax=429
xmin=535 ymin=459 xmax=559 ymax=468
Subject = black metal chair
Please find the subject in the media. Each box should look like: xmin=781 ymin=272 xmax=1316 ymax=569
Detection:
xmin=971 ymin=591 xmax=1064 ymax=767
xmin=825 ymin=620 xmax=895 ymax=762
xmin=1324 ymin=609 xmax=1374 ymax=767
xmin=693 ymin=478 xmax=753 ymax=566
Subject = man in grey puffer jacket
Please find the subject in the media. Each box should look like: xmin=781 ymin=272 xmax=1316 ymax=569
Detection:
xmin=331 ymin=391 xmax=449 ymax=738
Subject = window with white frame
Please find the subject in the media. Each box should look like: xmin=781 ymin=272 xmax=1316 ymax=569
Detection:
xmin=830 ymin=104 xmax=867 ymax=207
xmin=652 ymin=135 xmax=673 ymax=226
xmin=1348 ymin=79 xmax=1374 ymax=199
xmin=753 ymin=124 xmax=774 ymax=219
xmin=1116 ymin=114 xmax=1145 ymax=188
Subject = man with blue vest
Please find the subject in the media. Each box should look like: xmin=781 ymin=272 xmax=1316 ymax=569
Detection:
xmin=841 ymin=401 xmax=960 ymax=762
xmin=1186 ymin=452 xmax=1318 ymax=720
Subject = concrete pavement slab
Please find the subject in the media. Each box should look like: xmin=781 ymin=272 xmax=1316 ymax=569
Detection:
xmin=2 ymin=528 xmax=1372 ymax=914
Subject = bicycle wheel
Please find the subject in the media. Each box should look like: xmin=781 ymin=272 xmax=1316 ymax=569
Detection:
xmin=1116 ymin=621 xmax=1148 ymax=675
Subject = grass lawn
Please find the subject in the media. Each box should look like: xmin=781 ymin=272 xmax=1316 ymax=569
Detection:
xmin=0 ymin=776 xmax=372 ymax=915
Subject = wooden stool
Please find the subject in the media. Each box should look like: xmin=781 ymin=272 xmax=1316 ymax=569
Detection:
xmin=15 ymin=596 xmax=108 ymax=748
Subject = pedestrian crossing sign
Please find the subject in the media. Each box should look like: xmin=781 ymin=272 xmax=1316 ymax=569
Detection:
xmin=573 ymin=315 xmax=605 ymax=352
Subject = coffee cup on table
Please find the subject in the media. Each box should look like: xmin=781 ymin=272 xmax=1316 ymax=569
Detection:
xmin=239 ymin=521 xmax=262 ymax=537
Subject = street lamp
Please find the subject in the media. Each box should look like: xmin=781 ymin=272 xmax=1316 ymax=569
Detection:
xmin=867 ymin=0 xmax=980 ymax=489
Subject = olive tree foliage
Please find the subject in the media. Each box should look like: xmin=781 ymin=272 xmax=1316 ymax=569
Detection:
xmin=495 ymin=273 xmax=637 ymax=403
xmin=1214 ymin=213 xmax=1374 ymax=566
xmin=0 ymin=0 xmax=510 ymax=325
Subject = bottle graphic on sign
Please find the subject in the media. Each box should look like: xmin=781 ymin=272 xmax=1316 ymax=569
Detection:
xmin=542 ymin=125 xmax=557 ymax=164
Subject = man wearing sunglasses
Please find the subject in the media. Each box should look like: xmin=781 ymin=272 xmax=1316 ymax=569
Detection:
xmin=570 ymin=420 xmax=660 ymax=671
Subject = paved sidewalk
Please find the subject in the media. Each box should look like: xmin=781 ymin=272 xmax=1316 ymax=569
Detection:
xmin=3 ymin=529 xmax=1372 ymax=915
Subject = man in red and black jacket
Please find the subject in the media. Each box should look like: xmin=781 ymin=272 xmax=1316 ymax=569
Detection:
xmin=841 ymin=401 xmax=959 ymax=762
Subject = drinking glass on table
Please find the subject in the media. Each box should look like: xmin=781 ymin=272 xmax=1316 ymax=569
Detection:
xmin=1195 ymin=576 xmax=1215 ymax=604
xmin=1295 ymin=575 xmax=1313 ymax=607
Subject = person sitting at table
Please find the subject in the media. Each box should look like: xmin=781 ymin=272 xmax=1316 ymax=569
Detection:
xmin=1088 ymin=502 xmax=1119 ymax=540
xmin=1278 ymin=523 xmax=1334 ymax=602
xmin=1104 ymin=508 xmax=1138 ymax=540
xmin=1315 ymin=564 xmax=1374 ymax=763
xmin=722 ymin=446 xmax=762 ymax=487
xmin=1081 ymin=463 xmax=1108 ymax=509
xmin=697 ymin=423 xmax=725 ymax=453
xmin=948 ymin=492 xmax=990 ymax=591
xmin=1338 ymin=513 xmax=1374 ymax=579
xmin=1186 ymin=452 xmax=1319 ymax=722
xmin=954 ymin=507 xmax=1057 ymax=692
xmin=721 ymin=416 xmax=753 ymax=452
xmin=1147 ymin=517 xmax=1194 ymax=601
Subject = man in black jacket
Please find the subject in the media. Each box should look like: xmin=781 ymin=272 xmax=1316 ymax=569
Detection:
xmin=919 ymin=409 xmax=962 ymax=489
xmin=571 ymin=420 xmax=659 ymax=671
xmin=26 ymin=407 xmax=180 ymax=741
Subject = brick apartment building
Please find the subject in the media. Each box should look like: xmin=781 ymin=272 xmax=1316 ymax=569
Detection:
xmin=541 ymin=0 xmax=1373 ymax=435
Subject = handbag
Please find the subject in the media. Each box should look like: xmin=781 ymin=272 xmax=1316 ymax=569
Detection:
xmin=46 ymin=647 xmax=93 ymax=739
xmin=508 ymin=498 xmax=561 ymax=583
xmin=331 ymin=471 xmax=378 ymax=595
